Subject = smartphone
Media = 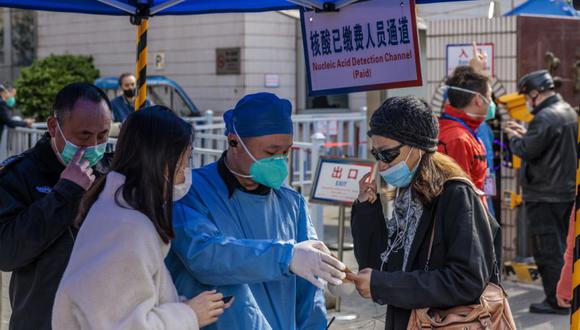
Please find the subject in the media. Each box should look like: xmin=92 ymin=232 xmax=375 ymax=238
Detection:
xmin=223 ymin=295 xmax=234 ymax=304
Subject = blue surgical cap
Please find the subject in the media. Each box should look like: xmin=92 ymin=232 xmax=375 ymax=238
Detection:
xmin=223 ymin=93 xmax=293 ymax=138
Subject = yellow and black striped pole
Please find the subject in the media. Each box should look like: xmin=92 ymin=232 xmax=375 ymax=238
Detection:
xmin=571 ymin=119 xmax=580 ymax=329
xmin=135 ymin=18 xmax=148 ymax=110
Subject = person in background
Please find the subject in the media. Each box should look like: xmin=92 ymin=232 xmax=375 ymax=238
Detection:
xmin=349 ymin=96 xmax=501 ymax=330
xmin=438 ymin=66 xmax=493 ymax=192
xmin=555 ymin=208 xmax=574 ymax=309
xmin=110 ymin=73 xmax=151 ymax=122
xmin=477 ymin=119 xmax=497 ymax=218
xmin=0 ymin=83 xmax=112 ymax=329
xmin=505 ymin=70 xmax=578 ymax=314
xmin=167 ymin=92 xmax=346 ymax=330
xmin=0 ymin=84 xmax=33 ymax=140
xmin=53 ymin=106 xmax=231 ymax=329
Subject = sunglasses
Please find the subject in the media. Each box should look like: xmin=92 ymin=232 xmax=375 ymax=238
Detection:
xmin=371 ymin=144 xmax=404 ymax=163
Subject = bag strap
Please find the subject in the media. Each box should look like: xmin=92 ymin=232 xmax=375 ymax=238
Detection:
xmin=424 ymin=198 xmax=439 ymax=272
xmin=424 ymin=220 xmax=437 ymax=271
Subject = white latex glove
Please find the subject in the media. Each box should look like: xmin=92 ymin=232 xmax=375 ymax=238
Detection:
xmin=328 ymin=281 xmax=356 ymax=297
xmin=289 ymin=240 xmax=346 ymax=289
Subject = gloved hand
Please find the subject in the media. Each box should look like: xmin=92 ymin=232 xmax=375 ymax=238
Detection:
xmin=289 ymin=240 xmax=346 ymax=289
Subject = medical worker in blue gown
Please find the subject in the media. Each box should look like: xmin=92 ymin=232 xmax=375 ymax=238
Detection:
xmin=166 ymin=92 xmax=347 ymax=330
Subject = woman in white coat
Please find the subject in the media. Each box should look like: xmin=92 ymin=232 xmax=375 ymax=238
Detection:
xmin=53 ymin=106 xmax=231 ymax=329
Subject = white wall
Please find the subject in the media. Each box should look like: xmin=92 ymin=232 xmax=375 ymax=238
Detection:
xmin=426 ymin=16 xmax=519 ymax=104
xmin=36 ymin=11 xmax=296 ymax=113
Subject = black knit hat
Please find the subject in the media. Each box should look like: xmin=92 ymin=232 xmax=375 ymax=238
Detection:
xmin=368 ymin=96 xmax=439 ymax=152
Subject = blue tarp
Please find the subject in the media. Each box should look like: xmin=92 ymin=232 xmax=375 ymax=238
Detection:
xmin=0 ymin=0 xmax=469 ymax=16
xmin=505 ymin=0 xmax=579 ymax=17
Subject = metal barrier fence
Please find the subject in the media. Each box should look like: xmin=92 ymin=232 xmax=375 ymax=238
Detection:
xmin=187 ymin=109 xmax=368 ymax=159
xmin=1 ymin=126 xmax=326 ymax=197
xmin=0 ymin=112 xmax=521 ymax=260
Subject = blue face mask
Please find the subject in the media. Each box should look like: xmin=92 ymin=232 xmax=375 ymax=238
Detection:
xmin=379 ymin=149 xmax=421 ymax=188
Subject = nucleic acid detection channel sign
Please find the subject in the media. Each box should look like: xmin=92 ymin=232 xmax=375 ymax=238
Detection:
xmin=300 ymin=0 xmax=422 ymax=96
xmin=310 ymin=157 xmax=374 ymax=205
xmin=446 ymin=43 xmax=494 ymax=77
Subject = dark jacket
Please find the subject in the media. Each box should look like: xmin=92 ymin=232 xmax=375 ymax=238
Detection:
xmin=510 ymin=94 xmax=578 ymax=203
xmin=111 ymin=95 xmax=151 ymax=123
xmin=351 ymin=180 xmax=501 ymax=330
xmin=0 ymin=133 xmax=111 ymax=330
xmin=0 ymin=100 xmax=27 ymax=138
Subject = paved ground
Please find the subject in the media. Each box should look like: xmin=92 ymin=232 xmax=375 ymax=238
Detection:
xmin=326 ymin=251 xmax=568 ymax=330
xmin=0 ymin=206 xmax=570 ymax=330
xmin=1 ymin=273 xmax=10 ymax=330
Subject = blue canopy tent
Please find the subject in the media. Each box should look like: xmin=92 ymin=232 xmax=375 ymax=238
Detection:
xmin=0 ymin=0 xmax=465 ymax=107
xmin=505 ymin=0 xmax=580 ymax=17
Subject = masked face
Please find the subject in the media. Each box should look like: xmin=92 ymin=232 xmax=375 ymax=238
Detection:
xmin=54 ymin=120 xmax=107 ymax=167
xmin=6 ymin=96 xmax=16 ymax=108
xmin=371 ymin=136 xmax=423 ymax=188
xmin=49 ymin=99 xmax=112 ymax=167
xmin=173 ymin=166 xmax=192 ymax=201
xmin=123 ymin=88 xmax=136 ymax=98
xmin=173 ymin=148 xmax=193 ymax=201
xmin=446 ymin=85 xmax=494 ymax=119
xmin=525 ymin=91 xmax=540 ymax=109
xmin=120 ymin=75 xmax=137 ymax=99
xmin=378 ymin=147 xmax=422 ymax=188
xmin=228 ymin=125 xmax=291 ymax=190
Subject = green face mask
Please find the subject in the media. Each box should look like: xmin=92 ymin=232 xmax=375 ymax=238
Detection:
xmin=485 ymin=100 xmax=496 ymax=121
xmin=6 ymin=96 xmax=16 ymax=108
xmin=55 ymin=121 xmax=107 ymax=167
xmin=232 ymin=126 xmax=289 ymax=190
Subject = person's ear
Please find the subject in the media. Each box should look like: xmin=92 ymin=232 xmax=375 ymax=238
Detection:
xmin=47 ymin=116 xmax=57 ymax=138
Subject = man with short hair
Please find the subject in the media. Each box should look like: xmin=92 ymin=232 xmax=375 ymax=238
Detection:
xmin=438 ymin=66 xmax=494 ymax=191
xmin=505 ymin=70 xmax=578 ymax=315
xmin=0 ymin=82 xmax=113 ymax=329
xmin=167 ymin=92 xmax=346 ymax=330
xmin=110 ymin=73 xmax=151 ymax=122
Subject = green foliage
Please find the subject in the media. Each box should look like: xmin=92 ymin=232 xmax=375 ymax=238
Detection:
xmin=14 ymin=54 xmax=100 ymax=120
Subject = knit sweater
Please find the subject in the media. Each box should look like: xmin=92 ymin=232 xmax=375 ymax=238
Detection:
xmin=52 ymin=171 xmax=198 ymax=330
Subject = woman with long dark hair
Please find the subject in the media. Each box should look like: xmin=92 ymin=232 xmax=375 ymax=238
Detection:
xmin=53 ymin=106 xmax=230 ymax=329
xmin=349 ymin=96 xmax=505 ymax=330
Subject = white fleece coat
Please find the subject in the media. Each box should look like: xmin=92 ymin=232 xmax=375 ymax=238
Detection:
xmin=52 ymin=171 xmax=198 ymax=330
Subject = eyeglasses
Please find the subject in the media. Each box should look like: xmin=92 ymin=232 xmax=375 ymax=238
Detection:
xmin=371 ymin=144 xmax=404 ymax=163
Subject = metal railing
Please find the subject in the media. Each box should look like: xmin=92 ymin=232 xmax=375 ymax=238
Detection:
xmin=186 ymin=109 xmax=368 ymax=159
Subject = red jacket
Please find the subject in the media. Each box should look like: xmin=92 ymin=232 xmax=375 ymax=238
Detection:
xmin=438 ymin=104 xmax=488 ymax=190
xmin=557 ymin=207 xmax=574 ymax=302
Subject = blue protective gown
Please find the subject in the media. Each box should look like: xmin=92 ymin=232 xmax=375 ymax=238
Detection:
xmin=166 ymin=162 xmax=327 ymax=330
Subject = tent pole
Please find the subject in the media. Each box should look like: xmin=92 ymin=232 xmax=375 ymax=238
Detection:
xmin=135 ymin=18 xmax=148 ymax=110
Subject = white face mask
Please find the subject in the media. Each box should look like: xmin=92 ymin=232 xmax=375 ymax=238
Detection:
xmin=173 ymin=166 xmax=192 ymax=201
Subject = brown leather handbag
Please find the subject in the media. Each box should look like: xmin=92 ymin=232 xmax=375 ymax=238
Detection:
xmin=407 ymin=179 xmax=517 ymax=330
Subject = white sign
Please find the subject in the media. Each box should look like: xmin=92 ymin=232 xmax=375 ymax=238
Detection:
xmin=315 ymin=120 xmax=338 ymax=136
xmin=264 ymin=74 xmax=280 ymax=88
xmin=301 ymin=0 xmax=422 ymax=95
xmin=154 ymin=52 xmax=165 ymax=70
xmin=446 ymin=43 xmax=494 ymax=77
xmin=310 ymin=158 xmax=374 ymax=205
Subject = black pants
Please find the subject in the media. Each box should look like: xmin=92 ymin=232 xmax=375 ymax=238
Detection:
xmin=525 ymin=201 xmax=574 ymax=307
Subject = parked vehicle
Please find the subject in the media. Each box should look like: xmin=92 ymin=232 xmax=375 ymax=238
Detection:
xmin=95 ymin=75 xmax=201 ymax=118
